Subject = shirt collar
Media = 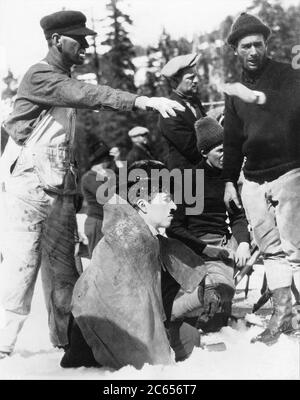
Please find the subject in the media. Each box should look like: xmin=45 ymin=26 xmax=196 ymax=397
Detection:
xmin=146 ymin=222 xmax=160 ymax=237
xmin=242 ymin=57 xmax=270 ymax=85
xmin=45 ymin=48 xmax=71 ymax=75
xmin=173 ymin=89 xmax=198 ymax=104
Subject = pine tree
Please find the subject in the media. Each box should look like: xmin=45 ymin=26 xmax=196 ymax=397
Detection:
xmin=101 ymin=0 xmax=136 ymax=91
xmin=1 ymin=70 xmax=18 ymax=153
xmin=74 ymin=0 xmax=140 ymax=177
xmin=248 ymin=0 xmax=300 ymax=63
xmin=93 ymin=0 xmax=139 ymax=157
xmin=1 ymin=70 xmax=18 ymax=101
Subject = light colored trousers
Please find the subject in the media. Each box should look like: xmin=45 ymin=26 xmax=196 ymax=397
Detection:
xmin=0 ymin=170 xmax=79 ymax=353
xmin=241 ymin=168 xmax=300 ymax=291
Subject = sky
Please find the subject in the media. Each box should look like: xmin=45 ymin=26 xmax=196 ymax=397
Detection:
xmin=0 ymin=0 xmax=299 ymax=78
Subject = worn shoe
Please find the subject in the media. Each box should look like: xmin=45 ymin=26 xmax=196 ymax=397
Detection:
xmin=60 ymin=321 xmax=99 ymax=368
xmin=251 ymin=286 xmax=293 ymax=345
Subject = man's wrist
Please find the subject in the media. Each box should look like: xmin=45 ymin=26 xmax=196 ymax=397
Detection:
xmin=253 ymin=91 xmax=266 ymax=105
xmin=239 ymin=241 xmax=250 ymax=248
xmin=225 ymin=181 xmax=236 ymax=187
xmin=134 ymin=96 xmax=149 ymax=110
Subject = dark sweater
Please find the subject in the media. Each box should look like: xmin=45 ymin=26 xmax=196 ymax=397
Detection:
xmin=167 ymin=160 xmax=250 ymax=256
xmin=223 ymin=58 xmax=300 ymax=184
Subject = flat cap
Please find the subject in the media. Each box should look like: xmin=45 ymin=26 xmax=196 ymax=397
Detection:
xmin=227 ymin=12 xmax=271 ymax=46
xmin=40 ymin=10 xmax=97 ymax=39
xmin=128 ymin=126 xmax=149 ymax=138
xmin=161 ymin=53 xmax=199 ymax=78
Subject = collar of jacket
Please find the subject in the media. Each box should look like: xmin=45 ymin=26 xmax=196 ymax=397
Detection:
xmin=241 ymin=57 xmax=271 ymax=85
xmin=197 ymin=159 xmax=222 ymax=178
xmin=171 ymin=90 xmax=206 ymax=119
xmin=45 ymin=47 xmax=72 ymax=75
xmin=102 ymin=194 xmax=158 ymax=247
xmin=173 ymin=89 xmax=200 ymax=105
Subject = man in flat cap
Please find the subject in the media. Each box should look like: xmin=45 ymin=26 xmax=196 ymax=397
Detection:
xmin=126 ymin=126 xmax=156 ymax=166
xmin=0 ymin=10 xmax=184 ymax=359
xmin=220 ymin=12 xmax=300 ymax=344
xmin=158 ymin=53 xmax=206 ymax=171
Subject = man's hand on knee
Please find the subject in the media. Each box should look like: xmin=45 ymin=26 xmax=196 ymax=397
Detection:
xmin=197 ymin=281 xmax=234 ymax=323
xmin=198 ymin=283 xmax=221 ymax=320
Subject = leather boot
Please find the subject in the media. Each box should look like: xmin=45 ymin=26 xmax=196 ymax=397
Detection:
xmin=251 ymin=286 xmax=293 ymax=345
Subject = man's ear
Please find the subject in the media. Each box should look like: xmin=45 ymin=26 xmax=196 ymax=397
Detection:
xmin=201 ymin=149 xmax=207 ymax=159
xmin=51 ymin=33 xmax=62 ymax=49
xmin=230 ymin=44 xmax=237 ymax=55
xmin=136 ymin=198 xmax=148 ymax=213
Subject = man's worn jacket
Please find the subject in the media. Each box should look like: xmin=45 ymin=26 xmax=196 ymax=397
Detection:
xmin=72 ymin=194 xmax=208 ymax=369
xmin=158 ymin=90 xmax=206 ymax=170
xmin=3 ymin=49 xmax=137 ymax=145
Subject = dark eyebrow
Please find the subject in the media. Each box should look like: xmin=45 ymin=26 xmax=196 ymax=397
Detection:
xmin=242 ymin=41 xmax=263 ymax=47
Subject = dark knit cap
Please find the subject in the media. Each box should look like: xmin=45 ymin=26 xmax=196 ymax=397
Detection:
xmin=227 ymin=12 xmax=271 ymax=46
xmin=195 ymin=117 xmax=223 ymax=153
xmin=89 ymin=139 xmax=111 ymax=166
xmin=40 ymin=10 xmax=96 ymax=39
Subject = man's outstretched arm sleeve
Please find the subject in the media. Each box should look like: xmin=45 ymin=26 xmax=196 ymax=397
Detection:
xmin=26 ymin=66 xmax=137 ymax=111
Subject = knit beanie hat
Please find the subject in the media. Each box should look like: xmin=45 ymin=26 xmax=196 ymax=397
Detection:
xmin=227 ymin=12 xmax=271 ymax=47
xmin=195 ymin=117 xmax=223 ymax=154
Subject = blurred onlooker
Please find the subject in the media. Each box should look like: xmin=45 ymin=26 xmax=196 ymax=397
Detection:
xmin=81 ymin=140 xmax=119 ymax=257
xmin=126 ymin=126 xmax=156 ymax=166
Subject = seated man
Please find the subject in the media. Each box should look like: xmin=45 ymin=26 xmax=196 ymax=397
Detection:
xmin=168 ymin=116 xmax=251 ymax=261
xmin=61 ymin=161 xmax=235 ymax=369
xmin=167 ymin=117 xmax=251 ymax=325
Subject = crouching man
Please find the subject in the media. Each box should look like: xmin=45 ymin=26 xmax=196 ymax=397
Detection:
xmin=61 ymin=161 xmax=234 ymax=369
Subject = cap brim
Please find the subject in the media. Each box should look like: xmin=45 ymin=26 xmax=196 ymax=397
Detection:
xmin=63 ymin=26 xmax=97 ymax=36
xmin=189 ymin=53 xmax=200 ymax=67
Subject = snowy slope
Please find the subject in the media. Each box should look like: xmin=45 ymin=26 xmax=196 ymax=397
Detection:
xmin=0 ymin=264 xmax=299 ymax=380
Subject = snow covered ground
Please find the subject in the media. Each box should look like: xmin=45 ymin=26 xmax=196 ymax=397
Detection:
xmin=0 ymin=263 xmax=299 ymax=380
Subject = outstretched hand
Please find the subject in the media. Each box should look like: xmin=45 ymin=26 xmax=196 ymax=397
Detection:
xmin=219 ymin=82 xmax=266 ymax=104
xmin=147 ymin=97 xmax=185 ymax=118
xmin=135 ymin=96 xmax=185 ymax=118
